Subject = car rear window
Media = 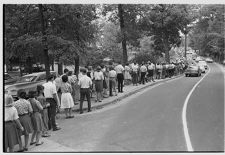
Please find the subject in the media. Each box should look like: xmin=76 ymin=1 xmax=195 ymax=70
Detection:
xmin=17 ymin=76 xmax=37 ymax=82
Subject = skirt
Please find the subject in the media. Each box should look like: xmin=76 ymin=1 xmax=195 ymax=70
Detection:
xmin=124 ymin=71 xmax=132 ymax=80
xmin=19 ymin=114 xmax=33 ymax=135
xmin=4 ymin=121 xmax=20 ymax=151
xmin=95 ymin=80 xmax=103 ymax=92
xmin=31 ymin=112 xmax=44 ymax=132
xmin=41 ymin=109 xmax=49 ymax=131
xmin=61 ymin=92 xmax=74 ymax=109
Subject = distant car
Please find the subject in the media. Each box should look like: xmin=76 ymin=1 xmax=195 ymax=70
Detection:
xmin=206 ymin=58 xmax=213 ymax=63
xmin=5 ymin=71 xmax=57 ymax=99
xmin=185 ymin=65 xmax=201 ymax=77
xmin=4 ymin=73 xmax=18 ymax=85
xmin=198 ymin=60 xmax=208 ymax=70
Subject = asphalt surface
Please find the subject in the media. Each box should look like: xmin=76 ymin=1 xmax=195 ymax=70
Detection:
xmin=29 ymin=63 xmax=224 ymax=152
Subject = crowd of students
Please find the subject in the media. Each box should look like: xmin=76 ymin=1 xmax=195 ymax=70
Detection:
xmin=4 ymin=60 xmax=187 ymax=152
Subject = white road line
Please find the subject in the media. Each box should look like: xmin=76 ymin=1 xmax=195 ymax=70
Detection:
xmin=182 ymin=67 xmax=211 ymax=151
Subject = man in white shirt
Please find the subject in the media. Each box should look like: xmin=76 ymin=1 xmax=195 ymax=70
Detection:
xmin=115 ymin=62 xmax=125 ymax=93
xmin=140 ymin=63 xmax=147 ymax=84
xmin=108 ymin=66 xmax=117 ymax=96
xmin=131 ymin=62 xmax=139 ymax=86
xmin=147 ymin=61 xmax=155 ymax=82
xmin=78 ymin=68 xmax=92 ymax=114
xmin=43 ymin=74 xmax=61 ymax=131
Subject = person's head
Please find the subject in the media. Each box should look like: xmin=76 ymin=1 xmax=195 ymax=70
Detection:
xmin=68 ymin=71 xmax=73 ymax=76
xmin=88 ymin=66 xmax=92 ymax=71
xmin=134 ymin=62 xmax=136 ymax=65
xmin=47 ymin=74 xmax=54 ymax=82
xmin=17 ymin=89 xmax=27 ymax=99
xmin=37 ymin=85 xmax=44 ymax=95
xmin=5 ymin=94 xmax=14 ymax=107
xmin=62 ymin=75 xmax=68 ymax=83
xmin=97 ymin=66 xmax=101 ymax=72
xmin=82 ymin=69 xmax=87 ymax=74
xmin=110 ymin=66 xmax=114 ymax=71
xmin=28 ymin=91 xmax=37 ymax=99
xmin=64 ymin=68 xmax=69 ymax=75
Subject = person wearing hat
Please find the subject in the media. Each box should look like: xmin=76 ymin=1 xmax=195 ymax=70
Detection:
xmin=93 ymin=66 xmax=104 ymax=102
xmin=43 ymin=74 xmax=61 ymax=131
xmin=4 ymin=94 xmax=24 ymax=152
xmin=13 ymin=89 xmax=34 ymax=151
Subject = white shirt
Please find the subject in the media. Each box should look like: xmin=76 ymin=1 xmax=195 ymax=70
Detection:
xmin=140 ymin=65 xmax=147 ymax=72
xmin=43 ymin=81 xmax=57 ymax=98
xmin=115 ymin=64 xmax=124 ymax=74
xmin=94 ymin=71 xmax=104 ymax=80
xmin=109 ymin=70 xmax=117 ymax=78
xmin=148 ymin=63 xmax=155 ymax=70
xmin=78 ymin=75 xmax=92 ymax=88
xmin=132 ymin=64 xmax=139 ymax=72
xmin=5 ymin=106 xmax=19 ymax=121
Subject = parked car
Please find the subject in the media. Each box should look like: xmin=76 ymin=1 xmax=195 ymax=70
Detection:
xmin=5 ymin=71 xmax=57 ymax=99
xmin=206 ymin=58 xmax=213 ymax=63
xmin=4 ymin=73 xmax=18 ymax=85
xmin=185 ymin=64 xmax=201 ymax=77
xmin=198 ymin=60 xmax=208 ymax=70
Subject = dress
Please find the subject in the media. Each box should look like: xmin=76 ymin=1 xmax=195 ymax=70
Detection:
xmin=29 ymin=99 xmax=44 ymax=132
xmin=124 ymin=66 xmax=132 ymax=80
xmin=60 ymin=82 xmax=74 ymax=109
xmin=37 ymin=95 xmax=49 ymax=131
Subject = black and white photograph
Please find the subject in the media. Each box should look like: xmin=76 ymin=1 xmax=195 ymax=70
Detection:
xmin=2 ymin=0 xmax=225 ymax=153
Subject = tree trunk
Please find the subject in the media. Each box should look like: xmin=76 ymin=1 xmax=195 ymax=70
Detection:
xmin=118 ymin=4 xmax=127 ymax=65
xmin=74 ymin=56 xmax=79 ymax=77
xmin=58 ymin=62 xmax=63 ymax=75
xmin=39 ymin=4 xmax=50 ymax=80
xmin=163 ymin=39 xmax=170 ymax=63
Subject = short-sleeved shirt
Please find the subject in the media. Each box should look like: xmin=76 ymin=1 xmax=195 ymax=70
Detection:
xmin=5 ymin=106 xmax=19 ymax=121
xmin=78 ymin=75 xmax=92 ymax=88
xmin=109 ymin=70 xmax=117 ymax=78
xmin=68 ymin=75 xmax=77 ymax=85
xmin=148 ymin=63 xmax=155 ymax=70
xmin=140 ymin=65 xmax=147 ymax=72
xmin=13 ymin=99 xmax=33 ymax=115
xmin=132 ymin=65 xmax=139 ymax=72
xmin=29 ymin=98 xmax=43 ymax=113
xmin=43 ymin=81 xmax=57 ymax=98
xmin=115 ymin=65 xmax=124 ymax=74
xmin=37 ymin=95 xmax=48 ymax=109
xmin=60 ymin=82 xmax=72 ymax=93
xmin=94 ymin=71 xmax=104 ymax=80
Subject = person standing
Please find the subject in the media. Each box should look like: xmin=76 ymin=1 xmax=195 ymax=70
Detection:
xmin=115 ymin=62 xmax=125 ymax=93
xmin=68 ymin=71 xmax=77 ymax=103
xmin=28 ymin=91 xmax=44 ymax=146
xmin=93 ymin=66 xmax=104 ymax=102
xmin=13 ymin=89 xmax=33 ymax=151
xmin=124 ymin=63 xmax=132 ymax=85
xmin=147 ymin=61 xmax=155 ymax=82
xmin=78 ymin=68 xmax=92 ymax=114
xmin=36 ymin=85 xmax=50 ymax=138
xmin=43 ymin=74 xmax=61 ymax=131
xmin=60 ymin=75 xmax=74 ymax=119
xmin=140 ymin=63 xmax=147 ymax=84
xmin=87 ymin=66 xmax=94 ymax=98
xmin=131 ymin=62 xmax=139 ymax=86
xmin=4 ymin=94 xmax=24 ymax=152
xmin=108 ymin=66 xmax=118 ymax=96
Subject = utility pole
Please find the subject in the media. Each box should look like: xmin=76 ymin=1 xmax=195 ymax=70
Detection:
xmin=39 ymin=4 xmax=50 ymax=79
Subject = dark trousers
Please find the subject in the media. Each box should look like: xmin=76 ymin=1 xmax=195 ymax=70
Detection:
xmin=132 ymin=72 xmax=138 ymax=85
xmin=46 ymin=98 xmax=57 ymax=130
xmin=117 ymin=73 xmax=124 ymax=92
xmin=140 ymin=72 xmax=146 ymax=84
xmin=80 ymin=88 xmax=91 ymax=112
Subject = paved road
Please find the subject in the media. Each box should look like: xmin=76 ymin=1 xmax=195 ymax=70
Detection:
xmin=30 ymin=63 xmax=224 ymax=152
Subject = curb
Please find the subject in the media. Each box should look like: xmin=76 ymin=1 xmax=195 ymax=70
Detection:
xmin=69 ymin=74 xmax=184 ymax=113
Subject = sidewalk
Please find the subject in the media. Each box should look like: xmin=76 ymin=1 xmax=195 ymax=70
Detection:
xmin=57 ymin=74 xmax=184 ymax=117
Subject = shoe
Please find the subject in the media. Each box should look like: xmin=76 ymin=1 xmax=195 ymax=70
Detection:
xmin=99 ymin=100 xmax=102 ymax=102
xmin=65 ymin=116 xmax=70 ymax=119
xmin=30 ymin=142 xmax=36 ymax=145
xmin=80 ymin=111 xmax=83 ymax=114
xmin=88 ymin=110 xmax=92 ymax=112
xmin=36 ymin=141 xmax=44 ymax=146
xmin=69 ymin=115 xmax=74 ymax=118
xmin=17 ymin=149 xmax=24 ymax=152
xmin=42 ymin=134 xmax=50 ymax=137
xmin=23 ymin=148 xmax=28 ymax=151
xmin=53 ymin=127 xmax=61 ymax=131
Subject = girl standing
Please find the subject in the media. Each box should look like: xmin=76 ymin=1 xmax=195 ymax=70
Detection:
xmin=4 ymin=94 xmax=24 ymax=152
xmin=94 ymin=66 xmax=104 ymax=102
xmin=60 ymin=75 xmax=75 ymax=119
xmin=36 ymin=85 xmax=50 ymax=137
xmin=13 ymin=89 xmax=33 ymax=151
xmin=28 ymin=91 xmax=44 ymax=146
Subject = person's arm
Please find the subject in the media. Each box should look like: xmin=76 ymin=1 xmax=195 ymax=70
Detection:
xmin=36 ymin=100 xmax=43 ymax=111
xmin=15 ymin=119 xmax=24 ymax=131
xmin=13 ymin=109 xmax=24 ymax=131
xmin=27 ymin=101 xmax=33 ymax=113
xmin=52 ymin=84 xmax=60 ymax=107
